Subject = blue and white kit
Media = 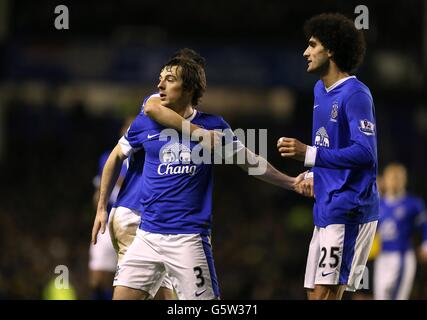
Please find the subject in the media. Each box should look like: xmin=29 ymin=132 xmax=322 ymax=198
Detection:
xmin=374 ymin=194 xmax=427 ymax=299
xmin=303 ymin=76 xmax=379 ymax=291
xmin=114 ymin=101 xmax=243 ymax=299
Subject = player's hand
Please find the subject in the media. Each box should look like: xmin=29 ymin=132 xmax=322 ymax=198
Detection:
xmin=91 ymin=209 xmax=108 ymax=245
xmin=294 ymin=171 xmax=307 ymax=187
xmin=209 ymin=130 xmax=224 ymax=150
xmin=295 ymin=174 xmax=314 ymax=198
xmin=197 ymin=129 xmax=224 ymax=151
xmin=418 ymin=244 xmax=427 ymax=264
xmin=277 ymin=137 xmax=308 ymax=162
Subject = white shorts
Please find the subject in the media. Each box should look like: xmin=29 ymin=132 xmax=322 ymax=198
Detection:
xmin=89 ymin=221 xmax=118 ymax=272
xmin=304 ymin=221 xmax=377 ymax=292
xmin=109 ymin=207 xmax=173 ymax=291
xmin=114 ymin=229 xmax=220 ymax=300
xmin=373 ymin=250 xmax=416 ymax=300
xmin=109 ymin=206 xmax=141 ymax=262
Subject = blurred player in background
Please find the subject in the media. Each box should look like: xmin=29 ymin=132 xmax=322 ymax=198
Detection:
xmin=374 ymin=163 xmax=427 ymax=300
xmin=89 ymin=123 xmax=128 ymax=300
xmin=277 ymin=13 xmax=379 ymax=300
xmin=92 ymin=55 xmax=305 ymax=300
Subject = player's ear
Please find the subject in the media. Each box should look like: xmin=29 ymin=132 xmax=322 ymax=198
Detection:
xmin=327 ymin=49 xmax=334 ymax=58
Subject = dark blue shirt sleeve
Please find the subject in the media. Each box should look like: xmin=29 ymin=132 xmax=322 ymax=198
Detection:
xmin=216 ymin=117 xmax=245 ymax=159
xmin=218 ymin=117 xmax=234 ymax=145
xmin=125 ymin=114 xmax=146 ymax=149
xmin=140 ymin=92 xmax=159 ymax=112
xmin=315 ymin=91 xmax=377 ymax=169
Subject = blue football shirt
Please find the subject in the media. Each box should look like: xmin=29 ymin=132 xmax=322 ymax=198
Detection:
xmin=310 ymin=76 xmax=379 ymax=226
xmin=120 ymin=108 xmax=242 ymax=235
xmin=378 ymin=194 xmax=427 ymax=252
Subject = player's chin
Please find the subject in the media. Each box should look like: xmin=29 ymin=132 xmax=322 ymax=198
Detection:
xmin=306 ymin=65 xmax=315 ymax=73
xmin=160 ymin=100 xmax=171 ymax=107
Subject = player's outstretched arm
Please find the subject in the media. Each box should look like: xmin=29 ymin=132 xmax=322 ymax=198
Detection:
xmin=144 ymin=96 xmax=221 ymax=149
xmin=236 ymin=147 xmax=299 ymax=191
xmin=294 ymin=171 xmax=315 ymax=198
xmin=91 ymin=144 xmax=127 ymax=244
xmin=144 ymin=96 xmax=198 ymax=135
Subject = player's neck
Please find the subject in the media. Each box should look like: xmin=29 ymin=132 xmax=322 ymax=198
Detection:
xmin=171 ymin=103 xmax=194 ymax=118
xmin=321 ymin=64 xmax=349 ymax=89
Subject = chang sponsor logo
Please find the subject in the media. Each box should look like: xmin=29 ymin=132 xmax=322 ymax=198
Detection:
xmin=158 ymin=142 xmax=197 ymax=176
xmin=157 ymin=126 xmax=268 ymax=176
xmin=315 ymin=127 xmax=330 ymax=147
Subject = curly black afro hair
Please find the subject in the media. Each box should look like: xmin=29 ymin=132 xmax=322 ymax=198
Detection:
xmin=304 ymin=13 xmax=366 ymax=74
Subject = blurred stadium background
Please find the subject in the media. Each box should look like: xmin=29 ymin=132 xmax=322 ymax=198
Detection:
xmin=0 ymin=0 xmax=427 ymax=299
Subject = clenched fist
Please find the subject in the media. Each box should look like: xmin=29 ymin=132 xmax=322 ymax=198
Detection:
xmin=277 ymin=137 xmax=308 ymax=162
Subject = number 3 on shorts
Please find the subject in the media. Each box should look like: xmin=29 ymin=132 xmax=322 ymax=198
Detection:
xmin=193 ymin=266 xmax=205 ymax=288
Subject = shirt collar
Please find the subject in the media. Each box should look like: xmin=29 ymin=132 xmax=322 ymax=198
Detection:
xmin=325 ymin=76 xmax=356 ymax=93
